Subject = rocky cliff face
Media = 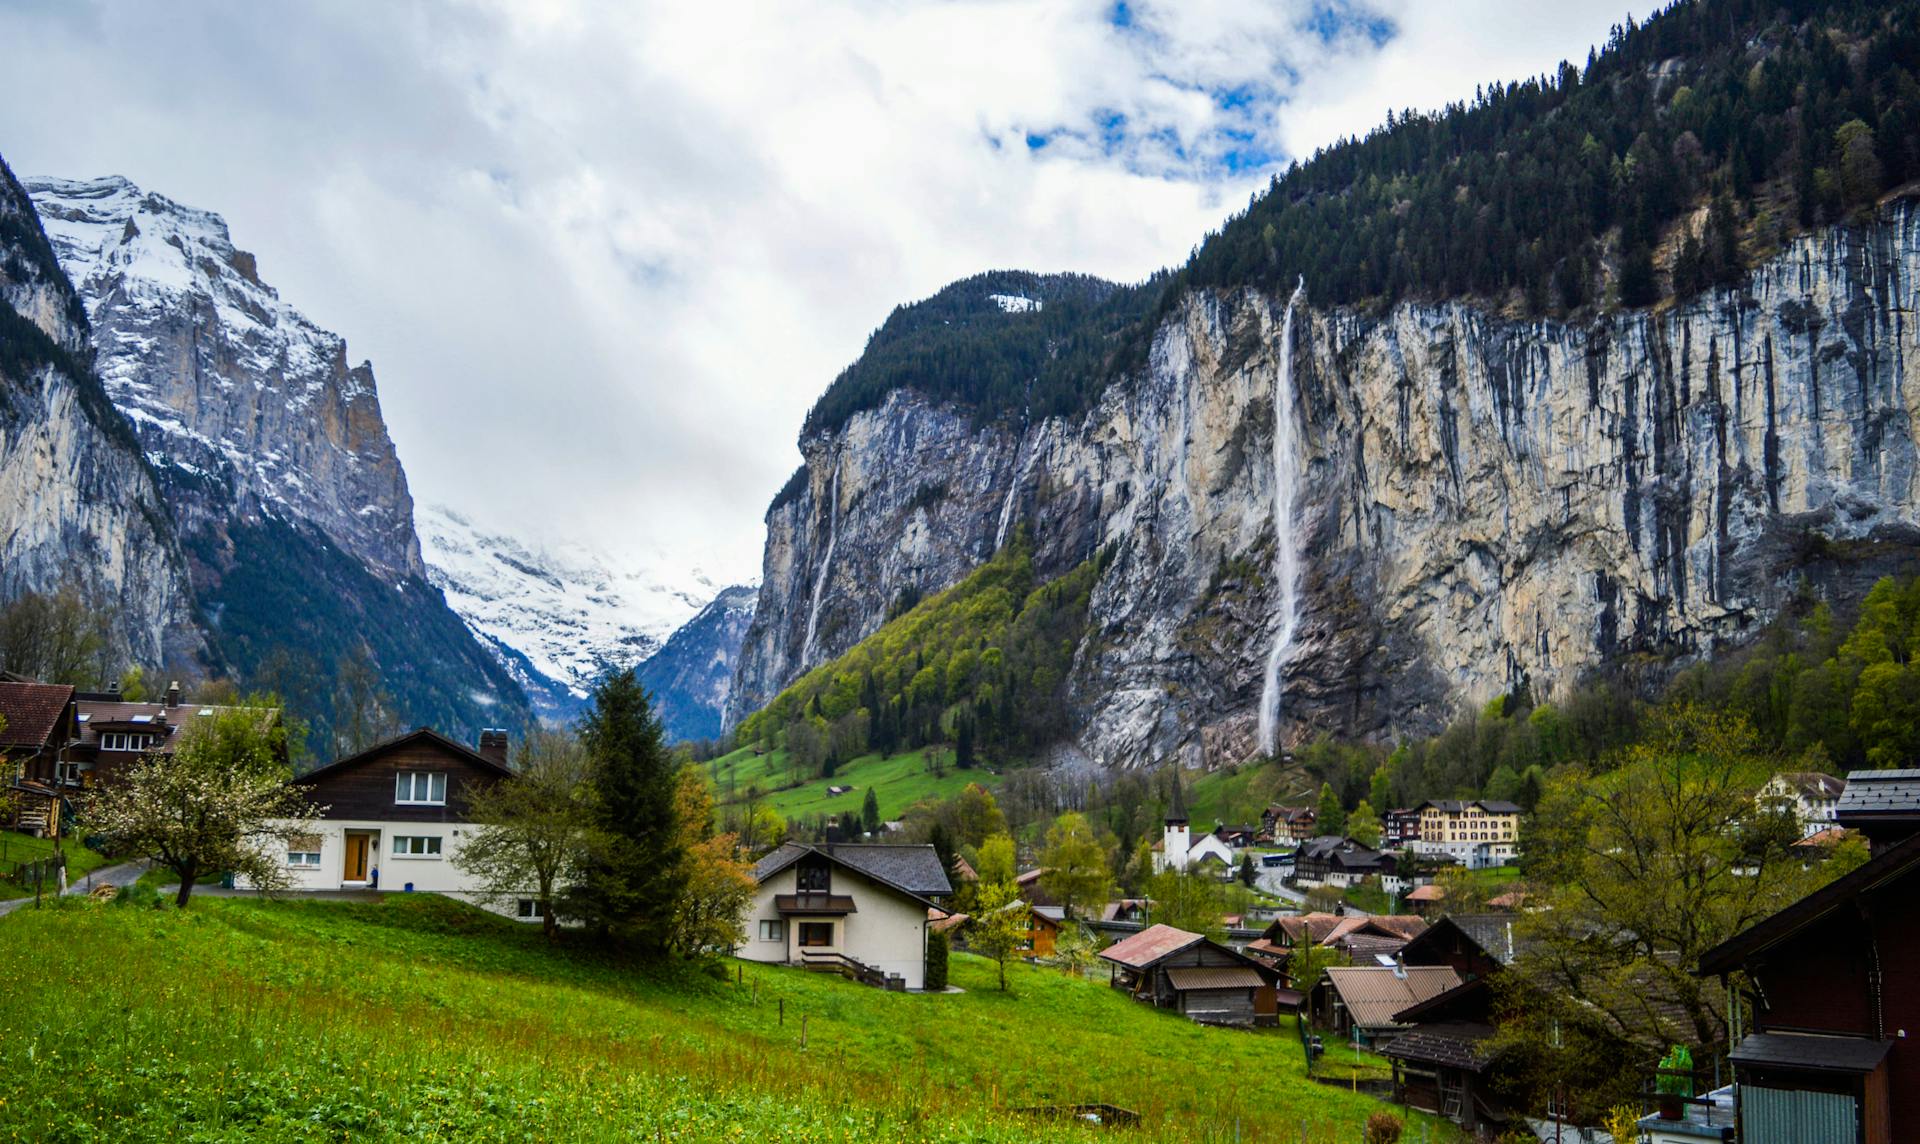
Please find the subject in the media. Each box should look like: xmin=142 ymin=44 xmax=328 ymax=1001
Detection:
xmin=26 ymin=176 xmax=421 ymax=580
xmin=0 ymin=158 xmax=202 ymax=670
xmin=12 ymin=168 xmax=529 ymax=745
xmin=730 ymin=201 xmax=1920 ymax=768
xmin=637 ymin=585 xmax=757 ymax=743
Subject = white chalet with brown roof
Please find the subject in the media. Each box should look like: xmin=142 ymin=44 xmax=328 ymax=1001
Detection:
xmin=740 ymin=843 xmax=952 ymax=991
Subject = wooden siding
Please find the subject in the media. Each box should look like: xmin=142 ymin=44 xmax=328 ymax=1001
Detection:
xmin=301 ymin=739 xmax=501 ymax=823
xmin=1744 ymin=859 xmax=1920 ymax=1137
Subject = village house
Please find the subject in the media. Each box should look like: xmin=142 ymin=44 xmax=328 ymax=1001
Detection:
xmin=1292 ymin=836 xmax=1394 ymax=887
xmin=741 ymin=841 xmax=951 ymax=990
xmin=1407 ymin=800 xmax=1522 ymax=868
xmin=1244 ymin=912 xmax=1428 ymax=981
xmin=0 ymin=679 xmax=74 ymax=836
xmin=1758 ymin=771 xmax=1847 ymax=838
xmin=250 ymin=727 xmax=527 ymax=912
xmin=1261 ymin=804 xmax=1318 ymax=844
xmin=1383 ymin=807 xmax=1423 ymax=848
xmin=1309 ymin=964 xmax=1462 ymax=1047
xmin=1097 ymin=923 xmax=1280 ymax=1027
xmin=1099 ymin=898 xmax=1151 ymax=924
xmin=63 ymin=683 xmax=279 ymax=790
xmin=1691 ymin=792 xmax=1920 ymax=1142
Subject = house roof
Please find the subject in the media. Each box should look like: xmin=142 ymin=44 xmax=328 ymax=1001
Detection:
xmin=1379 ymin=1022 xmax=1499 ymax=1072
xmin=1834 ymin=769 xmax=1920 ymax=825
xmin=1400 ymin=913 xmax=1528 ymax=967
xmin=1265 ymin=912 xmax=1348 ymax=945
xmin=1772 ymin=771 xmax=1847 ymax=800
xmin=1697 ymin=832 xmax=1920 ymax=976
xmin=1098 ymin=898 xmax=1151 ymax=921
xmin=1321 ymin=966 xmax=1463 ymax=1029
xmin=1097 ymin=924 xmax=1204 ymax=969
xmin=0 ymin=682 xmax=72 ymax=750
xmin=1414 ymin=800 xmax=1521 ymax=815
xmin=753 ymin=842 xmax=954 ymax=905
xmin=296 ymin=726 xmax=510 ymax=784
xmin=1728 ymin=1032 xmax=1893 ymax=1074
xmin=1361 ymin=915 xmax=1428 ymax=939
xmin=1392 ymin=975 xmax=1493 ymax=1024
xmin=1015 ymin=867 xmax=1048 ymax=886
xmin=1164 ymin=966 xmax=1264 ymax=991
xmin=1405 ymin=884 xmax=1446 ymax=902
xmin=1339 ymin=933 xmax=1411 ymax=959
xmin=929 ymin=909 xmax=969 ymax=935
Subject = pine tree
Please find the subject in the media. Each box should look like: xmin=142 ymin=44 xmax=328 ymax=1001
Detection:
xmin=565 ymin=669 xmax=683 ymax=950
xmin=861 ymin=786 xmax=881 ymax=836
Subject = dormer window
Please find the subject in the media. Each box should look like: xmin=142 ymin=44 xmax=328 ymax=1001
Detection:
xmin=796 ymin=855 xmax=830 ymax=893
xmin=395 ymin=772 xmax=447 ymax=805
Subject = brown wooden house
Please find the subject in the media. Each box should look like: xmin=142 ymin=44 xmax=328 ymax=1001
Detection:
xmin=1695 ymin=831 xmax=1920 ymax=1144
xmin=1098 ymin=923 xmax=1280 ymax=1027
xmin=0 ymin=681 xmax=74 ymax=835
xmin=249 ymin=727 xmax=517 ymax=905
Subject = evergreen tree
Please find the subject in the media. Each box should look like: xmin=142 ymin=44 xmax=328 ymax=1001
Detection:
xmin=565 ymin=669 xmax=684 ymax=950
xmin=955 ymin=711 xmax=976 ymax=769
xmin=861 ymin=786 xmax=881 ymax=836
xmin=1316 ymin=781 xmax=1346 ymax=837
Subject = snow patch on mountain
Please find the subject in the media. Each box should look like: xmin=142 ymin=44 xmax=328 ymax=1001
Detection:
xmin=418 ymin=503 xmax=720 ymax=717
xmin=988 ymin=293 xmax=1042 ymax=313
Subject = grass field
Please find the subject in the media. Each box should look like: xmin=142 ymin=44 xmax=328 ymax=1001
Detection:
xmin=1184 ymin=760 xmax=1314 ymax=829
xmin=705 ymin=745 xmax=1004 ymax=822
xmin=0 ymin=893 xmax=1443 ymax=1142
xmin=0 ymin=831 xmax=115 ymax=900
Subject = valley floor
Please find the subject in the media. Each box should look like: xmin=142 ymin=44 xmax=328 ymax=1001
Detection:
xmin=0 ymin=894 xmax=1434 ymax=1142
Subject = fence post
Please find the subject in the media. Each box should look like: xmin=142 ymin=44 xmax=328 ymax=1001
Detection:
xmin=800 ymin=1014 xmax=808 ymax=1049
xmin=779 ymin=998 xmax=785 ymax=1026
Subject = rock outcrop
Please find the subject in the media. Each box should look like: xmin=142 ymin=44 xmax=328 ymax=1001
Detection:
xmin=730 ymin=200 xmax=1920 ymax=768
xmin=637 ymin=585 xmax=757 ymax=743
xmin=0 ymin=157 xmax=203 ymax=670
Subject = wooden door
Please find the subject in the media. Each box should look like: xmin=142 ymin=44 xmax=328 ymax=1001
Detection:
xmin=344 ymin=833 xmax=369 ymax=882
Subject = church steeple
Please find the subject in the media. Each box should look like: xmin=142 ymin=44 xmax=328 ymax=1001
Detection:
xmin=1166 ymin=768 xmax=1188 ymax=826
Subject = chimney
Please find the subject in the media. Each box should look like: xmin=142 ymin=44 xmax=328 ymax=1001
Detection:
xmin=165 ymin=681 xmax=181 ymax=708
xmin=477 ymin=728 xmax=509 ymax=767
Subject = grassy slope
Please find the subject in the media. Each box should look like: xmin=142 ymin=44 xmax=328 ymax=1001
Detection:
xmin=0 ymin=831 xmax=114 ymax=901
xmin=1185 ymin=760 xmax=1315 ymax=829
xmin=705 ymin=745 xmax=1003 ymax=822
xmin=0 ymin=895 xmax=1435 ymax=1142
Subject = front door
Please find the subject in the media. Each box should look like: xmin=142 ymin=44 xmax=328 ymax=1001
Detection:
xmin=344 ymin=832 xmax=370 ymax=882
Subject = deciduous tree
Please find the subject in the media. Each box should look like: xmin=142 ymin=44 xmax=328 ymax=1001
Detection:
xmin=1037 ymin=812 xmax=1109 ymax=919
xmin=666 ymin=767 xmax=755 ymax=957
xmin=85 ymin=703 xmax=316 ymax=907
xmin=456 ymin=728 xmax=596 ymax=942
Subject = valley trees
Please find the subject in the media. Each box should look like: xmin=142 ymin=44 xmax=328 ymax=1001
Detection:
xmin=1037 ymin=811 xmax=1110 ymax=919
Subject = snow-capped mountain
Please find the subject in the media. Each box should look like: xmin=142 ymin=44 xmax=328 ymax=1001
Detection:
xmin=22 ymin=172 xmax=531 ymax=748
xmin=418 ymin=503 xmax=721 ymax=720
xmin=636 ymin=585 xmax=757 ymax=743
xmin=26 ymin=175 xmax=421 ymax=580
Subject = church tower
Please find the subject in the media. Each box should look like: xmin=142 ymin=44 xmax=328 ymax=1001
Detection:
xmin=1162 ymin=768 xmax=1190 ymax=871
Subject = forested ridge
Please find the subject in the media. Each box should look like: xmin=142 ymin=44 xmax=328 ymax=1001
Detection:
xmin=800 ymin=0 xmax=1920 ymax=437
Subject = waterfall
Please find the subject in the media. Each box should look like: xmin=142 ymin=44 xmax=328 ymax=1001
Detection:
xmin=1256 ymin=281 xmax=1306 ymax=758
xmin=994 ymin=433 xmax=1039 ymax=551
xmin=799 ymin=463 xmax=840 ymax=668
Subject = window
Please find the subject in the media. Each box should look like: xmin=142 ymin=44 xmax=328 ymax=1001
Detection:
xmin=288 ymin=848 xmax=321 ymax=868
xmin=796 ymin=856 xmax=830 ymax=893
xmin=797 ymin=922 xmax=833 ymax=948
xmin=516 ymin=898 xmax=548 ymax=919
xmin=391 ymin=835 xmax=443 ymax=857
xmin=55 ymin=760 xmax=80 ymax=786
xmin=759 ymin=919 xmax=786 ymax=943
xmin=394 ymin=772 xmax=447 ymax=805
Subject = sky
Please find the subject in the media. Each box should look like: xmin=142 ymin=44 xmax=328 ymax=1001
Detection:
xmin=0 ymin=0 xmax=1632 ymax=587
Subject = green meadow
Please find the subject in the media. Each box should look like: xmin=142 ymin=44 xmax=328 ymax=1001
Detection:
xmin=704 ymin=745 xmax=1004 ymax=822
xmin=0 ymin=893 xmax=1441 ymax=1142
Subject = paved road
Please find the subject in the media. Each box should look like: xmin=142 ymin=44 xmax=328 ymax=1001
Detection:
xmin=0 ymin=858 xmax=147 ymax=917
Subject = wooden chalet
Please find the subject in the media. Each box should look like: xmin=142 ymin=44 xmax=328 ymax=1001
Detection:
xmin=67 ymin=684 xmax=279 ymax=788
xmin=1695 ymin=831 xmax=1920 ymax=1143
xmin=1293 ymin=836 xmax=1395 ymax=886
xmin=0 ymin=681 xmax=74 ymax=835
xmin=1262 ymin=805 xmax=1318 ymax=843
xmin=264 ymin=727 xmax=514 ymax=899
xmin=1309 ymin=965 xmax=1461 ymax=1046
xmin=1098 ymin=923 xmax=1279 ymax=1027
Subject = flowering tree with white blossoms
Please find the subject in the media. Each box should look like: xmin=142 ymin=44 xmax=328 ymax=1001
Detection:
xmin=84 ymin=703 xmax=321 ymax=907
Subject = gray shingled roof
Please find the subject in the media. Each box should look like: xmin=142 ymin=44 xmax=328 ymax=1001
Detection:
xmin=1835 ymin=769 xmax=1920 ymax=821
xmin=752 ymin=842 xmax=953 ymax=901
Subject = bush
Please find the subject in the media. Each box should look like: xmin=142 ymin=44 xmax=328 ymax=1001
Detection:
xmin=925 ymin=929 xmax=950 ymax=991
xmin=1363 ymin=1111 xmax=1402 ymax=1144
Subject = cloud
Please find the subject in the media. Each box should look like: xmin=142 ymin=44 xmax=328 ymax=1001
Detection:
xmin=0 ymin=0 xmax=1627 ymax=585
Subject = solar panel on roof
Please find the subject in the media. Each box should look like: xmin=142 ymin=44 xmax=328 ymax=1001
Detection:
xmin=130 ymin=715 xmax=152 ymax=724
xmin=76 ymin=713 xmax=89 ymax=722
xmin=198 ymin=708 xmax=214 ymax=716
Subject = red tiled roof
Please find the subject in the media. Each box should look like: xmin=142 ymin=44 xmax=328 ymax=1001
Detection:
xmin=1097 ymin=923 xmax=1204 ymax=969
xmin=1405 ymin=884 xmax=1446 ymax=902
xmin=0 ymin=682 xmax=72 ymax=750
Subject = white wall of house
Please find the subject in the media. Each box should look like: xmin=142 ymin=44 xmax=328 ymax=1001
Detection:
xmin=1155 ymin=826 xmax=1232 ymax=873
xmin=738 ymin=864 xmax=932 ymax=989
xmin=242 ymin=819 xmax=538 ymax=920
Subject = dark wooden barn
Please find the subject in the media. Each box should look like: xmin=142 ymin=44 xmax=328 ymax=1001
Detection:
xmin=1098 ymin=923 xmax=1279 ymax=1027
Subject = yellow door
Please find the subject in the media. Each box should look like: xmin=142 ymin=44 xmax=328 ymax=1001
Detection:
xmin=344 ymin=834 xmax=368 ymax=882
